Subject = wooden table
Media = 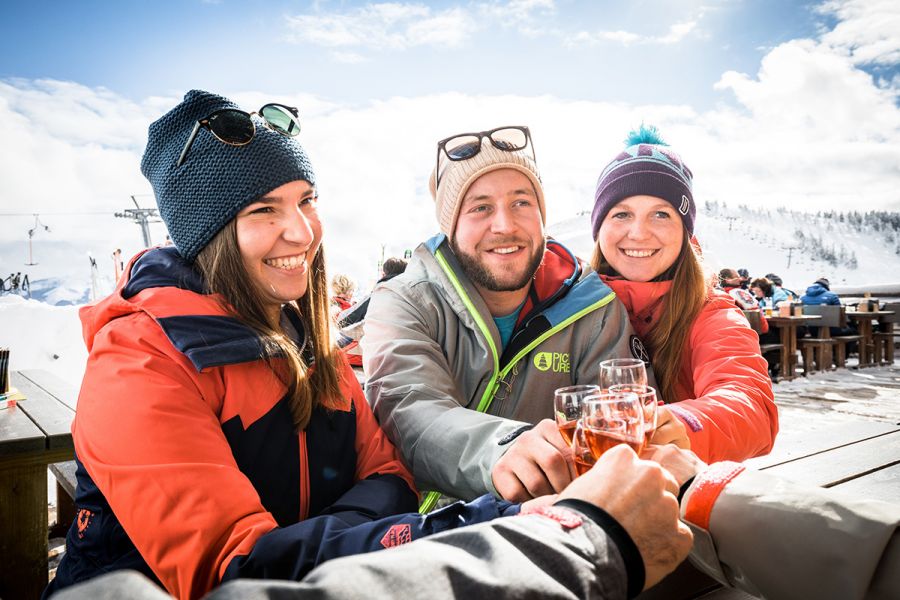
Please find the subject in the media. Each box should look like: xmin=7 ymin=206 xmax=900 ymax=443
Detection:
xmin=639 ymin=417 xmax=900 ymax=599
xmin=763 ymin=315 xmax=821 ymax=380
xmin=0 ymin=370 xmax=77 ymax=600
xmin=845 ymin=310 xmax=894 ymax=368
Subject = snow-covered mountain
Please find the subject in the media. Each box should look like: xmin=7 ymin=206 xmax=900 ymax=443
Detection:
xmin=550 ymin=204 xmax=900 ymax=294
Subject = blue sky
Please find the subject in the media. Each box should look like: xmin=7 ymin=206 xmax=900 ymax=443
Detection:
xmin=0 ymin=0 xmax=838 ymax=108
xmin=0 ymin=0 xmax=898 ymax=288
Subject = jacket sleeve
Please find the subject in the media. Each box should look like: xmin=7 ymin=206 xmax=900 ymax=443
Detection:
xmin=221 ymin=510 xmax=632 ymax=600
xmin=362 ymin=282 xmax=528 ymax=500
xmin=666 ymin=298 xmax=778 ymax=462
xmin=683 ymin=462 xmax=900 ymax=600
xmin=222 ymin=493 xmax=521 ymax=582
xmin=53 ymin=507 xmax=634 ymax=600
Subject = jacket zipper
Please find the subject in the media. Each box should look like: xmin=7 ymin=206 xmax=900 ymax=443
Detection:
xmin=299 ymin=429 xmax=310 ymax=521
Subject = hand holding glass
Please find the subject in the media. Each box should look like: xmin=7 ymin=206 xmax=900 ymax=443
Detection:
xmin=598 ymin=358 xmax=648 ymax=390
xmin=553 ymin=384 xmax=601 ymax=445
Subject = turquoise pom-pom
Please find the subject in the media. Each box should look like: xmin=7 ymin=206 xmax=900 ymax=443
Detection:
xmin=624 ymin=123 xmax=667 ymax=147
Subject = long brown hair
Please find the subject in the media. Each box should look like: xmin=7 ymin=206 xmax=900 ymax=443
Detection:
xmin=195 ymin=220 xmax=342 ymax=430
xmin=591 ymin=231 xmax=710 ymax=404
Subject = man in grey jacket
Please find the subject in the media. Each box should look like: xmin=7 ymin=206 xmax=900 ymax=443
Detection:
xmin=363 ymin=126 xmax=637 ymax=507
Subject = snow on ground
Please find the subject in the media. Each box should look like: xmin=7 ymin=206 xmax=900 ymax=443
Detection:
xmin=0 ymin=295 xmax=86 ymax=387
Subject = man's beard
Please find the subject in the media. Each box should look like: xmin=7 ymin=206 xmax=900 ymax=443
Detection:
xmin=450 ymin=237 xmax=546 ymax=292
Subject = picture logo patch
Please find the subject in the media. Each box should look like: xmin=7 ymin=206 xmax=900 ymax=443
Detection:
xmin=533 ymin=352 xmax=571 ymax=373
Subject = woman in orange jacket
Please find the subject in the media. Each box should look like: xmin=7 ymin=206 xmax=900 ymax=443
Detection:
xmin=47 ymin=90 xmax=523 ymax=600
xmin=588 ymin=125 xmax=778 ymax=463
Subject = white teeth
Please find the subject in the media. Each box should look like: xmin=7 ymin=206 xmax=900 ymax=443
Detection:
xmin=264 ymin=255 xmax=305 ymax=270
xmin=493 ymin=246 xmax=518 ymax=255
xmin=622 ymin=249 xmax=655 ymax=258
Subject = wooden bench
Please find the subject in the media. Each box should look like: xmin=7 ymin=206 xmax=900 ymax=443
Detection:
xmin=0 ymin=369 xmax=77 ymax=600
xmin=798 ymin=305 xmax=862 ymax=370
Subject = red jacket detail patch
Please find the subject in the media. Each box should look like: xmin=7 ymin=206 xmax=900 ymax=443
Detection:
xmin=380 ymin=523 xmax=412 ymax=548
xmin=76 ymin=508 xmax=95 ymax=539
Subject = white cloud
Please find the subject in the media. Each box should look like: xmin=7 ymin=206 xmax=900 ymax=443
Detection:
xmin=284 ymin=3 xmax=474 ymax=50
xmin=476 ymin=0 xmax=556 ymax=25
xmin=714 ymin=39 xmax=899 ymax=140
xmin=284 ymin=1 xmax=557 ymax=54
xmin=818 ymin=0 xmax=900 ymax=66
xmin=331 ymin=50 xmax=370 ymax=64
xmin=567 ymin=19 xmax=698 ymax=46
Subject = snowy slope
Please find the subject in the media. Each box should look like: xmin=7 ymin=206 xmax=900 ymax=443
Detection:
xmin=550 ymin=205 xmax=900 ymax=293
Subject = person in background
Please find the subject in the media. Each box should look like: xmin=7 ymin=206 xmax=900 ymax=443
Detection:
xmin=330 ymin=273 xmax=356 ymax=314
xmin=364 ymin=125 xmax=636 ymax=507
xmin=801 ymin=276 xmax=841 ymax=306
xmin=765 ymin=272 xmax=797 ymax=299
xmin=380 ymin=257 xmax=408 ymax=281
xmin=737 ymin=267 xmax=751 ymax=289
xmin=333 ymin=258 xmax=410 ymax=363
xmin=590 ymin=125 xmax=777 ymax=463
xmin=335 ymin=256 xmax=408 ymax=332
xmin=751 ymin=276 xmax=790 ymax=310
xmin=719 ymin=268 xmax=769 ymax=335
xmin=45 ymin=90 xmax=545 ymax=600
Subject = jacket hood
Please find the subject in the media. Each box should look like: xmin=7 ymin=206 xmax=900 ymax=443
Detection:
xmin=79 ymin=246 xmax=279 ymax=371
xmin=804 ymin=283 xmax=828 ymax=297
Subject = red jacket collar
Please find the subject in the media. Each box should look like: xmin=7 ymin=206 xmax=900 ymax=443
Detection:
xmin=517 ymin=240 xmax=581 ymax=325
xmin=601 ymin=276 xmax=672 ymax=338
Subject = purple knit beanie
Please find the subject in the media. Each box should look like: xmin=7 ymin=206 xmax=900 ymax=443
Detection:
xmin=591 ymin=125 xmax=695 ymax=241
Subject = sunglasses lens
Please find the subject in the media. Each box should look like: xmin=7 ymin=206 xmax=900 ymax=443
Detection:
xmin=490 ymin=127 xmax=528 ymax=150
xmin=261 ymin=104 xmax=301 ymax=136
xmin=444 ymin=135 xmax=482 ymax=160
xmin=208 ymin=110 xmax=254 ymax=144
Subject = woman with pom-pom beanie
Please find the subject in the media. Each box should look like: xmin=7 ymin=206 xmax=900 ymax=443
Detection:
xmin=589 ymin=125 xmax=778 ymax=463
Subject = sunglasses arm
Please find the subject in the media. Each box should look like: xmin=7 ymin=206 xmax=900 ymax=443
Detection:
xmin=176 ymin=120 xmax=203 ymax=168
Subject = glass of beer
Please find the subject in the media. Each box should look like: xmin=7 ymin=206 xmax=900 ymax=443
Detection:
xmin=609 ymin=383 xmax=658 ymax=445
xmin=554 ymin=384 xmax=601 ymax=445
xmin=598 ymin=358 xmax=648 ymax=390
xmin=581 ymin=391 xmax=644 ymax=459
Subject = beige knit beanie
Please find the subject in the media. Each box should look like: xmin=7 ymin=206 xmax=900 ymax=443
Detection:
xmin=428 ymin=141 xmax=546 ymax=240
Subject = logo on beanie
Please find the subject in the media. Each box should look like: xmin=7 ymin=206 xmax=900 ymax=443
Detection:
xmin=630 ymin=336 xmax=650 ymax=363
xmin=679 ymin=195 xmax=690 ymax=215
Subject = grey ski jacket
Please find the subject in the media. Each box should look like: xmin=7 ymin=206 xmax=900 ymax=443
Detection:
xmin=363 ymin=234 xmax=636 ymax=501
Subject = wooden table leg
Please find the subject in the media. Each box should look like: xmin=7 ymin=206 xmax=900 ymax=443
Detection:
xmin=780 ymin=325 xmax=796 ymax=380
xmin=0 ymin=463 xmax=49 ymax=600
xmin=858 ymin=320 xmax=872 ymax=367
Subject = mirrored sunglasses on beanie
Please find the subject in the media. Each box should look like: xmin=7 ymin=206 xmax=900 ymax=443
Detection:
xmin=435 ymin=125 xmax=535 ymax=189
xmin=176 ymin=103 xmax=301 ymax=167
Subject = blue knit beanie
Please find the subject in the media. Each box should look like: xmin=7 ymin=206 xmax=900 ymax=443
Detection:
xmin=141 ymin=90 xmax=316 ymax=262
xmin=591 ymin=125 xmax=694 ymax=241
